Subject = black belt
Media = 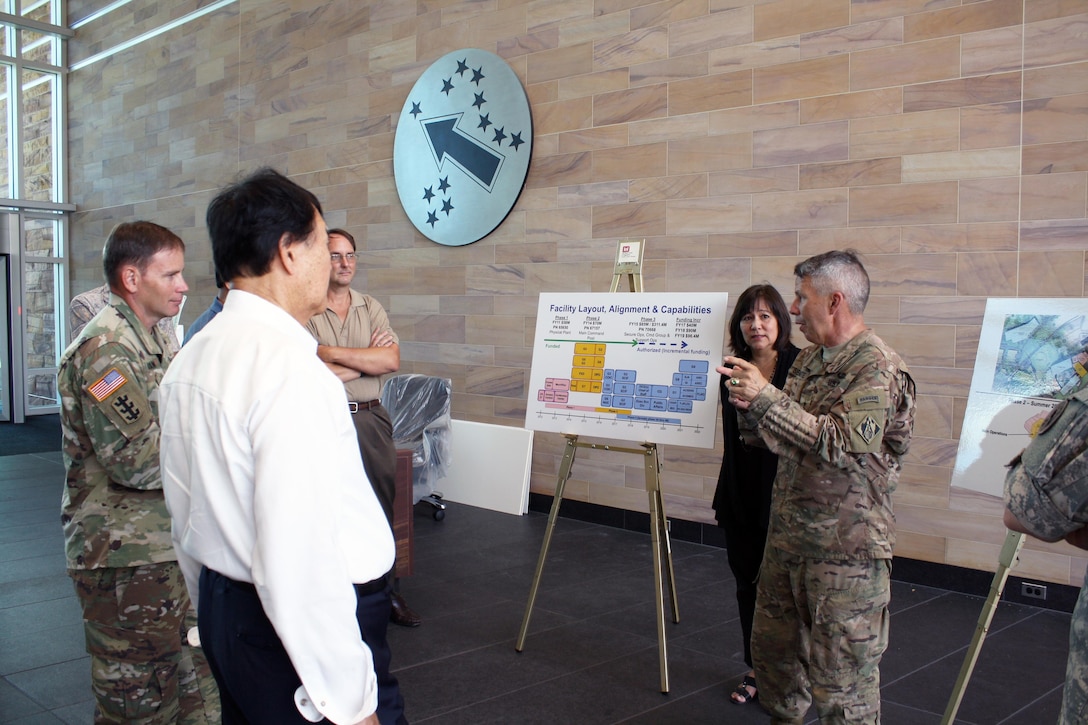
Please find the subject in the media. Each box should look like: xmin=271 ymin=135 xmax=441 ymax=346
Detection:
xmin=348 ymin=400 xmax=380 ymax=413
xmin=354 ymin=577 xmax=388 ymax=596
xmin=205 ymin=567 xmax=386 ymax=598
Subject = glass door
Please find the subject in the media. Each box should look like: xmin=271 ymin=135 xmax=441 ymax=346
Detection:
xmin=0 ymin=211 xmax=64 ymax=422
xmin=21 ymin=214 xmax=63 ymax=415
xmin=0 ymin=254 xmax=10 ymax=422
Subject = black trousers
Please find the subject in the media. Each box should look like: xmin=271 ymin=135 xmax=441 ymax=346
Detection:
xmin=198 ymin=567 xmax=406 ymax=725
xmin=720 ymin=511 xmax=770 ymax=669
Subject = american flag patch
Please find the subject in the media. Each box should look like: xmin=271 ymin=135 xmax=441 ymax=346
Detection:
xmin=88 ymin=368 xmax=127 ymax=402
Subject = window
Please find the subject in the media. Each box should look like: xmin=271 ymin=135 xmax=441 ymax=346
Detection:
xmin=0 ymin=0 xmax=68 ymax=420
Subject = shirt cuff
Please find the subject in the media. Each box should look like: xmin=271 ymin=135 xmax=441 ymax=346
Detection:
xmin=294 ymin=686 xmax=325 ymax=723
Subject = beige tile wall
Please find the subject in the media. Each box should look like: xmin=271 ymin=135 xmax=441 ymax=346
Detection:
xmin=66 ymin=0 xmax=1088 ymax=585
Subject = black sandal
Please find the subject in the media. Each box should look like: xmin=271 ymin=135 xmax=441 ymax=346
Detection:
xmin=730 ymin=675 xmax=758 ymax=704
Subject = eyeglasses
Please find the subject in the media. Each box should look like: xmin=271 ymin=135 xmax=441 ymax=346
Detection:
xmin=330 ymin=253 xmax=358 ymax=262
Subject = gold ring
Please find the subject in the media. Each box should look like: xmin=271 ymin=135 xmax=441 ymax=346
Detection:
xmin=730 ymin=378 xmax=740 ymax=386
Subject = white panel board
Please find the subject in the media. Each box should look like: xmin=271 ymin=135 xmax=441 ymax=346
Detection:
xmin=525 ymin=292 xmax=729 ymax=448
xmin=434 ymin=420 xmax=533 ymax=515
xmin=952 ymin=298 xmax=1088 ymax=499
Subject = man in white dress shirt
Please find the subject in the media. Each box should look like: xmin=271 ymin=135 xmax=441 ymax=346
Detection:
xmin=159 ymin=168 xmax=406 ymax=725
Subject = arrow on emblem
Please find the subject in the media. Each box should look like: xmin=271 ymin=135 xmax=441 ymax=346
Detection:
xmin=423 ymin=115 xmax=503 ymax=190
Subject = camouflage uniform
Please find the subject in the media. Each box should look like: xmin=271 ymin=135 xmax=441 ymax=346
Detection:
xmin=744 ymin=329 xmax=916 ymax=724
xmin=1004 ymin=377 xmax=1088 ymax=725
xmin=60 ymin=295 xmax=218 ymax=724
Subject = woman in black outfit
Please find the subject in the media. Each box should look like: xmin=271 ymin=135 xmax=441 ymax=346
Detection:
xmin=713 ymin=284 xmax=800 ymax=705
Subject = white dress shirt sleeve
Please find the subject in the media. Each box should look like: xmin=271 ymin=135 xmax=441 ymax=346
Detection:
xmin=248 ymin=368 xmax=381 ymax=725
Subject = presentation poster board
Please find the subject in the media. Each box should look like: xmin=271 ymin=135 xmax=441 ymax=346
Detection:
xmin=952 ymin=298 xmax=1088 ymax=499
xmin=525 ymin=292 xmax=729 ymax=449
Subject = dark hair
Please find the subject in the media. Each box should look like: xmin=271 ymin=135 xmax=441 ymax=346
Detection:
xmin=206 ymin=167 xmax=323 ymax=280
xmin=102 ymin=221 xmax=185 ymax=288
xmin=794 ymin=248 xmax=869 ymax=314
xmin=326 ymin=228 xmax=356 ymax=251
xmin=728 ymin=284 xmax=792 ymax=360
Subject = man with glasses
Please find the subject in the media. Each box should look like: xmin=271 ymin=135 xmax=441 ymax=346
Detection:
xmin=307 ymin=228 xmax=422 ymax=628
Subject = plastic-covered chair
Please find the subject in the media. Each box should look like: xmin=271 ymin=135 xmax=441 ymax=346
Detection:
xmin=382 ymin=374 xmax=452 ymax=520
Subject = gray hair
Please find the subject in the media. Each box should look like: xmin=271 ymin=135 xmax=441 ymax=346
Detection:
xmin=794 ymin=249 xmax=869 ymax=314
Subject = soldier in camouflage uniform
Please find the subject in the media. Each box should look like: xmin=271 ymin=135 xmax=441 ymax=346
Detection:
xmin=70 ymin=282 xmax=181 ymax=355
xmin=60 ymin=221 xmax=219 ymax=724
xmin=1004 ymin=373 xmax=1088 ymax=725
xmin=721 ymin=249 xmax=916 ymax=724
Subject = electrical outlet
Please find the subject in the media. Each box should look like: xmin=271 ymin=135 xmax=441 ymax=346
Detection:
xmin=1021 ymin=582 xmax=1047 ymax=600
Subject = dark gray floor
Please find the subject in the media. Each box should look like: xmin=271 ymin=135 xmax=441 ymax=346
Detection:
xmin=0 ymin=450 xmax=1070 ymax=724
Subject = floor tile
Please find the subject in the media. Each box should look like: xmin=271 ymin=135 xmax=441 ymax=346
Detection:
xmin=0 ymin=574 xmax=73 ymax=610
xmin=0 ymin=622 xmax=86 ymax=676
xmin=0 ymin=597 xmax=82 ymax=638
xmin=49 ymin=700 xmax=93 ymax=725
xmin=0 ymin=677 xmax=47 ymax=722
xmin=5 ymin=659 xmax=91 ymax=710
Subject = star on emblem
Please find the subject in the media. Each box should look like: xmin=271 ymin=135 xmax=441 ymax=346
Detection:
xmin=422 ymin=186 xmax=434 ymax=203
xmin=410 ymin=102 xmax=422 ymax=118
xmin=455 ymin=59 xmax=469 ymax=76
xmin=492 ymin=126 xmax=506 ymax=145
xmin=441 ymin=198 xmax=454 ymax=216
xmin=472 ymin=92 xmax=486 ymax=110
xmin=471 ymin=66 xmax=485 ymax=85
xmin=426 ymin=210 xmax=439 ymax=227
xmin=509 ymin=131 xmax=524 ymax=151
xmin=438 ymin=176 xmax=451 ymax=193
xmin=441 ymin=78 xmax=454 ymax=95
xmin=477 ymin=113 xmax=492 ymax=131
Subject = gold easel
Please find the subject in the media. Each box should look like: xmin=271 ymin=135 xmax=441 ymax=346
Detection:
xmin=516 ymin=240 xmax=680 ymax=694
xmin=941 ymin=529 xmax=1025 ymax=723
xmin=610 ymin=238 xmax=644 ymax=293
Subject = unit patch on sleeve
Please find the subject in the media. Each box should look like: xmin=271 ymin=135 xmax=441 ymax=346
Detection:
xmin=855 ymin=414 xmax=882 ymax=445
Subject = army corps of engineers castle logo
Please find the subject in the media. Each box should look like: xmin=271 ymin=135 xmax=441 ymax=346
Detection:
xmin=394 ymin=48 xmax=533 ymax=247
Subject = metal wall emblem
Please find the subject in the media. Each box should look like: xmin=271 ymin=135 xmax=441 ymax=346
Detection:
xmin=393 ymin=48 xmax=533 ymax=247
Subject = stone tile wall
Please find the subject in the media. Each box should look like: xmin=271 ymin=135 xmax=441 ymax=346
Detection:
xmin=66 ymin=0 xmax=1088 ymax=585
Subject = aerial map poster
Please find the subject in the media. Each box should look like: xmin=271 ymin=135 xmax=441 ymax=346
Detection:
xmin=952 ymin=298 xmax=1088 ymax=499
xmin=525 ymin=292 xmax=729 ymax=449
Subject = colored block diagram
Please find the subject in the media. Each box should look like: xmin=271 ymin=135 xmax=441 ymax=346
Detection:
xmin=526 ymin=292 xmax=728 ymax=449
xmin=536 ymin=342 xmax=708 ymax=424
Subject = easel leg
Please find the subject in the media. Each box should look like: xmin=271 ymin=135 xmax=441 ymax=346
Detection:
xmin=941 ymin=530 xmax=1025 ymax=724
xmin=655 ymin=487 xmax=679 ymax=623
xmin=516 ymin=434 xmax=578 ymax=652
xmin=644 ymin=444 xmax=676 ymax=693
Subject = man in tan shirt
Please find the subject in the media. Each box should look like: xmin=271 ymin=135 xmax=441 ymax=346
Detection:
xmin=307 ymin=228 xmax=421 ymax=627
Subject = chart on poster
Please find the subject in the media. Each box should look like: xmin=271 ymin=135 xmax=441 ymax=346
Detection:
xmin=525 ymin=292 xmax=729 ymax=448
